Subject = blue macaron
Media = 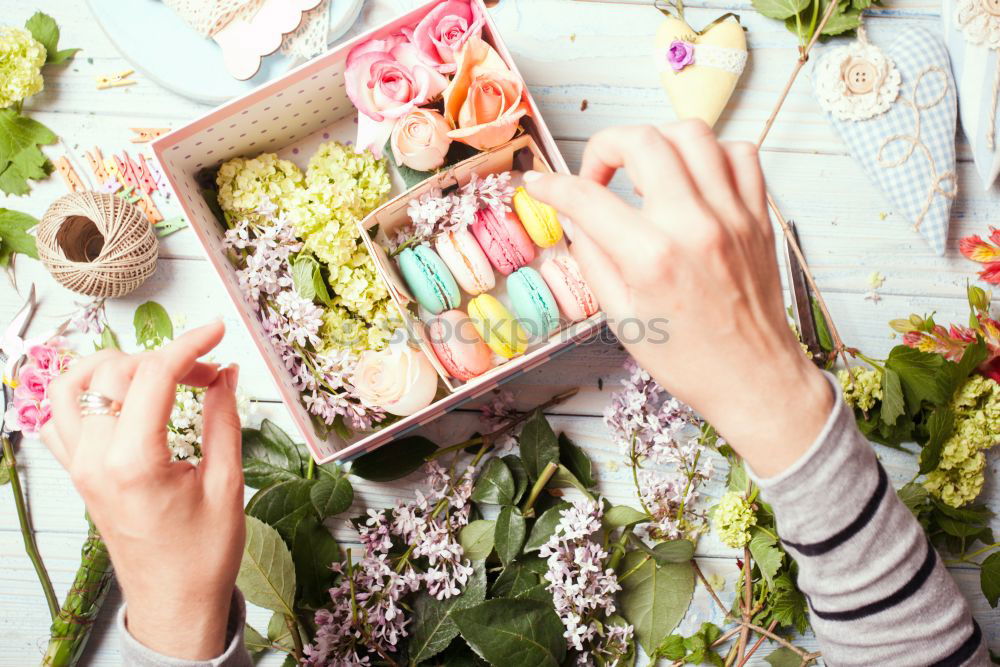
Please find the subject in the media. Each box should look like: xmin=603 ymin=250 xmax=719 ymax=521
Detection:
xmin=397 ymin=245 xmax=461 ymax=315
xmin=506 ymin=267 xmax=561 ymax=340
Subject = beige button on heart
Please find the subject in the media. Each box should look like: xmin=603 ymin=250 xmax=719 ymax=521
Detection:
xmin=984 ymin=0 xmax=1000 ymax=16
xmin=844 ymin=59 xmax=877 ymax=94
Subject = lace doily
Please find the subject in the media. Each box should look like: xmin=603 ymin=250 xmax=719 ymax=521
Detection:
xmin=164 ymin=0 xmax=331 ymax=60
xmin=955 ymin=0 xmax=1000 ymax=48
xmin=814 ymin=40 xmax=901 ymax=121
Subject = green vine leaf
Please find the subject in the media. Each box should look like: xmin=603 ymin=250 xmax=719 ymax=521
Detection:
xmin=603 ymin=505 xmax=650 ymax=529
xmin=0 ymin=209 xmax=38 ymax=266
xmin=236 ymin=515 xmax=296 ymax=616
xmin=245 ymin=479 xmax=316 ymax=541
xmin=519 ymin=410 xmax=559 ymax=480
xmin=459 ymin=520 xmax=496 ymax=561
xmin=310 ymin=476 xmax=353 ymax=518
xmin=919 ymin=407 xmax=955 ymax=475
xmin=524 ymin=502 xmax=571 ymax=552
xmin=455 ymin=598 xmax=567 ymax=667
xmin=880 ymin=367 xmax=905 ymax=427
xmin=471 ymin=458 xmax=516 ymax=505
xmin=133 ymin=301 xmax=174 ymax=349
xmin=558 ymin=433 xmax=596 ymax=488
xmin=980 ymin=552 xmax=1000 ymax=608
xmin=503 ymin=454 xmax=529 ymax=504
xmin=242 ymin=423 xmax=305 ymax=489
xmin=243 ymin=624 xmax=269 ymax=654
xmin=751 ymin=0 xmax=809 ymax=20
xmin=495 ymin=506 xmax=527 ymax=566
xmin=410 ymin=561 xmax=486 ymax=663
xmin=749 ymin=528 xmax=784 ymax=588
xmin=25 ymin=12 xmax=79 ymax=64
xmin=618 ymin=552 xmax=694 ymax=655
xmin=0 ymin=109 xmax=56 ymax=196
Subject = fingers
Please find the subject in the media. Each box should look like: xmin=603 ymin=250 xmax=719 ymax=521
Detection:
xmin=567 ymin=228 xmax=630 ymax=323
xmin=200 ymin=365 xmax=244 ymax=493
xmin=78 ymin=355 xmax=136 ymax=463
xmin=720 ymin=141 xmax=769 ymax=227
xmin=657 ymin=121 xmax=741 ymax=221
xmin=40 ymin=422 xmax=69 ymax=468
xmin=47 ymin=349 xmax=123 ymax=457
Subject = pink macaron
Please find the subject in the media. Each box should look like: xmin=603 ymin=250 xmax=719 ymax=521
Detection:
xmin=427 ymin=310 xmax=495 ymax=381
xmin=435 ymin=228 xmax=496 ymax=296
xmin=540 ymin=255 xmax=599 ymax=322
xmin=471 ymin=207 xmax=536 ymax=276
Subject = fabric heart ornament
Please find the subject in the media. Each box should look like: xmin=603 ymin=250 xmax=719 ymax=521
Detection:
xmin=654 ymin=13 xmax=747 ymax=127
xmin=943 ymin=0 xmax=1000 ymax=189
xmin=812 ymin=27 xmax=958 ymax=256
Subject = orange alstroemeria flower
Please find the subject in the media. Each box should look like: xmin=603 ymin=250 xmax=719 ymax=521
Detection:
xmin=959 ymin=227 xmax=1000 ymax=284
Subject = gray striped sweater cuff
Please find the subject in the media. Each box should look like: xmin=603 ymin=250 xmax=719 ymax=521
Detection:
xmin=748 ymin=372 xmax=988 ymax=667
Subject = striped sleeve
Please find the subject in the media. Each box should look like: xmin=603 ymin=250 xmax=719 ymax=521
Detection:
xmin=748 ymin=372 xmax=988 ymax=666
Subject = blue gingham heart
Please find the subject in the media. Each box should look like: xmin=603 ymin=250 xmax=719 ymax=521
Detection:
xmin=943 ymin=0 xmax=1000 ymax=190
xmin=812 ymin=27 xmax=958 ymax=256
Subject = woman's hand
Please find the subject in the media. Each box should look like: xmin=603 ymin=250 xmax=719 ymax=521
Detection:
xmin=41 ymin=321 xmax=245 ymax=660
xmin=526 ymin=121 xmax=832 ymax=477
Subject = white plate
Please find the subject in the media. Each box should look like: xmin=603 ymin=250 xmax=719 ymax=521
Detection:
xmin=87 ymin=0 xmax=365 ymax=105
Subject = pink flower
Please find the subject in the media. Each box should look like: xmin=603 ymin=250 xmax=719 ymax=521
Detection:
xmin=16 ymin=365 xmax=49 ymax=399
xmin=407 ymin=0 xmax=484 ymax=73
xmin=7 ymin=398 xmax=51 ymax=436
xmin=27 ymin=342 xmax=66 ymax=376
xmin=345 ymin=34 xmax=449 ymax=122
xmin=391 ymin=108 xmax=453 ymax=171
xmin=667 ymin=40 xmax=695 ymax=72
xmin=959 ymin=228 xmax=1000 ymax=285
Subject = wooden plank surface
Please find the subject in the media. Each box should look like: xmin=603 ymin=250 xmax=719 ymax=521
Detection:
xmin=1 ymin=0 xmax=998 ymax=663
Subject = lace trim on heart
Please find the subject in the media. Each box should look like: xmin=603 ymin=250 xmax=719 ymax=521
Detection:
xmin=814 ymin=40 xmax=901 ymax=121
xmin=955 ymin=0 xmax=1000 ymax=48
xmin=657 ymin=44 xmax=747 ymax=76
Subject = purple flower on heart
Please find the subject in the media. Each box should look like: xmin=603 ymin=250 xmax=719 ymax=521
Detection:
xmin=667 ymin=39 xmax=695 ymax=72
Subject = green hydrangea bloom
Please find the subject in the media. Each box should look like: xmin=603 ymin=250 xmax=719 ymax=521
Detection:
xmin=0 ymin=27 xmax=46 ymax=108
xmin=216 ymin=153 xmax=304 ymax=214
xmin=712 ymin=491 xmax=756 ymax=549
xmin=924 ymin=375 xmax=1000 ymax=507
xmin=838 ymin=366 xmax=883 ymax=412
xmin=305 ymin=140 xmax=392 ymax=217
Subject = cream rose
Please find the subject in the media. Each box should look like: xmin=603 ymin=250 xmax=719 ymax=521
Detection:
xmin=391 ymin=108 xmax=453 ymax=171
xmin=353 ymin=342 xmax=439 ymax=416
xmin=443 ymin=36 xmax=530 ymax=150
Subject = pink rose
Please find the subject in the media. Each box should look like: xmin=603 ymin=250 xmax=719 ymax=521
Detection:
xmin=345 ymin=34 xmax=450 ymax=122
xmin=27 ymin=343 xmax=61 ymax=375
xmin=17 ymin=365 xmax=49 ymax=399
xmin=667 ymin=40 xmax=695 ymax=72
xmin=443 ymin=36 xmax=530 ymax=150
xmin=8 ymin=398 xmax=51 ymax=436
xmin=407 ymin=0 xmax=485 ymax=73
xmin=391 ymin=108 xmax=453 ymax=171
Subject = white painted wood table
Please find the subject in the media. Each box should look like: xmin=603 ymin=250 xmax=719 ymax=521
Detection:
xmin=2 ymin=0 xmax=998 ymax=664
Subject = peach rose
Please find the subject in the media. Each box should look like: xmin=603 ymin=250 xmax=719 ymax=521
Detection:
xmin=391 ymin=108 xmax=453 ymax=171
xmin=345 ymin=34 xmax=450 ymax=122
xmin=407 ymin=0 xmax=485 ymax=73
xmin=443 ymin=36 xmax=530 ymax=150
xmin=353 ymin=342 xmax=439 ymax=416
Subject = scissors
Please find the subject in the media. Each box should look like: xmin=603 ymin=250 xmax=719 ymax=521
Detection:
xmin=783 ymin=222 xmax=826 ymax=364
xmin=2 ymin=285 xmax=39 ymax=448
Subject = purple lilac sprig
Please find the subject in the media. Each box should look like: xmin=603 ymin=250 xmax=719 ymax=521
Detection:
xmin=539 ymin=498 xmax=634 ymax=665
xmin=305 ymin=461 xmax=476 ymax=664
xmin=603 ymin=358 xmax=717 ymax=540
xmin=224 ymin=202 xmax=384 ymax=430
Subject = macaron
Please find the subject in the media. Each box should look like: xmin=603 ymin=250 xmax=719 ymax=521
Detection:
xmin=507 ymin=267 xmax=561 ymax=340
xmin=396 ymin=245 xmax=461 ymax=315
xmin=435 ymin=228 xmax=496 ymax=296
xmin=471 ymin=207 xmax=536 ymax=276
xmin=513 ymin=186 xmax=563 ymax=248
xmin=427 ymin=310 xmax=495 ymax=381
xmin=467 ymin=294 xmax=529 ymax=359
xmin=540 ymin=255 xmax=599 ymax=322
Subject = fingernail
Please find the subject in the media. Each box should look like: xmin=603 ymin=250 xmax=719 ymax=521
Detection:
xmin=523 ymin=170 xmax=542 ymax=183
xmin=225 ymin=364 xmax=239 ymax=389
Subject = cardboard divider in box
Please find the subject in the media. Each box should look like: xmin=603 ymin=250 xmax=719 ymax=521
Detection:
xmin=151 ymin=0 xmax=593 ymax=464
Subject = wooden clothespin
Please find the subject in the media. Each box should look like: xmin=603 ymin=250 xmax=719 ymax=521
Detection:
xmin=53 ymin=156 xmax=86 ymax=193
xmin=130 ymin=127 xmax=170 ymax=143
xmin=84 ymin=147 xmax=110 ymax=184
xmin=95 ymin=69 xmax=136 ymax=90
xmin=114 ymin=153 xmax=141 ymax=192
xmin=135 ymin=154 xmax=158 ymax=194
xmin=134 ymin=193 xmax=164 ymax=224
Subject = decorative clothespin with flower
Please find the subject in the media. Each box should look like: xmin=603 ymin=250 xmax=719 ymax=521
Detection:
xmin=812 ymin=25 xmax=958 ymax=256
xmin=653 ymin=1 xmax=748 ymax=127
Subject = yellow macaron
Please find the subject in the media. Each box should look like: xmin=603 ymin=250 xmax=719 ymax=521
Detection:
xmin=467 ymin=294 xmax=529 ymax=359
xmin=513 ymin=186 xmax=562 ymax=248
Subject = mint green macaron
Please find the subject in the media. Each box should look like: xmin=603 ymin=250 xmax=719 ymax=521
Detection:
xmin=397 ymin=245 xmax=461 ymax=315
xmin=507 ymin=267 xmax=560 ymax=340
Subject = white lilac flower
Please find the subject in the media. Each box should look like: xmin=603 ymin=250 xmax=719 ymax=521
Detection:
xmin=72 ymin=299 xmax=106 ymax=335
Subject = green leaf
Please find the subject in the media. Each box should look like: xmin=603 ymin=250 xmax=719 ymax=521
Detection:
xmin=350 ymin=435 xmax=437 ymax=481
xmin=885 ymin=346 xmax=953 ymax=413
xmin=880 ymin=367 xmax=905 ymax=426
xmin=524 ymin=502 xmax=572 ymax=552
xmin=658 ymin=634 xmax=686 ymax=660
xmin=242 ymin=425 xmax=304 ymax=489
xmin=752 ymin=0 xmax=809 ymax=20
xmin=748 ymin=528 xmax=784 ymax=588
xmin=503 ymin=454 xmax=529 ymax=504
xmin=310 ymin=476 xmax=354 ymax=518
xmin=410 ymin=561 xmax=487 ymax=663
xmin=0 ymin=463 xmax=9 ymax=486
xmin=495 ymin=506 xmax=527 ymax=566
xmin=548 ymin=463 xmax=592 ymax=494
xmin=25 ymin=12 xmax=78 ymax=64
xmin=243 ymin=624 xmax=269 ymax=654
xmin=604 ymin=505 xmax=650 ymax=529
xmin=455 ymin=599 xmax=567 ymax=667
xmin=981 ymin=552 xmax=1000 ymax=608
xmin=919 ymin=407 xmax=955 ymax=475
xmin=819 ymin=0 xmax=861 ymax=36
xmin=245 ymin=479 xmax=316 ymax=541
xmin=133 ymin=301 xmax=173 ymax=349
xmin=291 ymin=514 xmax=340 ymax=607
xmin=459 ymin=520 xmax=496 ymax=560
xmin=266 ymin=612 xmax=297 ymax=651
xmin=618 ymin=552 xmax=694 ymax=655
xmin=558 ymin=433 xmax=596 ymax=488
xmin=0 ymin=209 xmax=38 ymax=261
xmin=491 ymin=557 xmax=548 ymax=598
xmin=98 ymin=326 xmax=121 ymax=351
xmin=519 ymin=410 xmax=559 ymax=480
xmin=471 ymin=458 xmax=516 ymax=505
xmin=236 ymin=515 xmax=296 ymax=615
xmin=651 ymin=539 xmax=695 ymax=564
xmin=765 ymin=646 xmax=809 ymax=667
xmin=897 ymin=482 xmax=930 ymax=516
xmin=810 ymin=296 xmax=834 ymax=353
xmin=0 ymin=109 xmax=56 ymax=196
xmin=291 ymin=254 xmax=333 ymax=306
xmin=727 ymin=459 xmax=750 ymax=495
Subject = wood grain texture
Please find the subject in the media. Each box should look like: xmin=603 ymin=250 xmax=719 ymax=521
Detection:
xmin=1 ymin=0 xmax=998 ymax=663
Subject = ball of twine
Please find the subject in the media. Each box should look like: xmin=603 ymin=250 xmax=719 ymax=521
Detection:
xmin=36 ymin=192 xmax=159 ymax=299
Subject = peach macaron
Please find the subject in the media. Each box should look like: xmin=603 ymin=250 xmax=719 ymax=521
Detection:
xmin=427 ymin=310 xmax=495 ymax=381
xmin=435 ymin=228 xmax=495 ymax=296
xmin=540 ymin=255 xmax=599 ymax=322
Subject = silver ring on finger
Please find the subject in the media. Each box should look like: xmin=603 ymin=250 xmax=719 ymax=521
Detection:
xmin=78 ymin=391 xmax=122 ymax=418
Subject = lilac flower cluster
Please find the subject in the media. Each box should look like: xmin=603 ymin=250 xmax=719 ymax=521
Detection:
xmin=393 ymin=171 xmax=516 ymax=251
xmin=539 ymin=498 xmax=634 ymax=665
xmin=305 ymin=461 xmax=475 ymax=664
xmin=224 ymin=202 xmax=384 ymax=430
xmin=604 ymin=358 xmax=716 ymax=539
xmin=71 ymin=299 xmax=107 ymax=335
